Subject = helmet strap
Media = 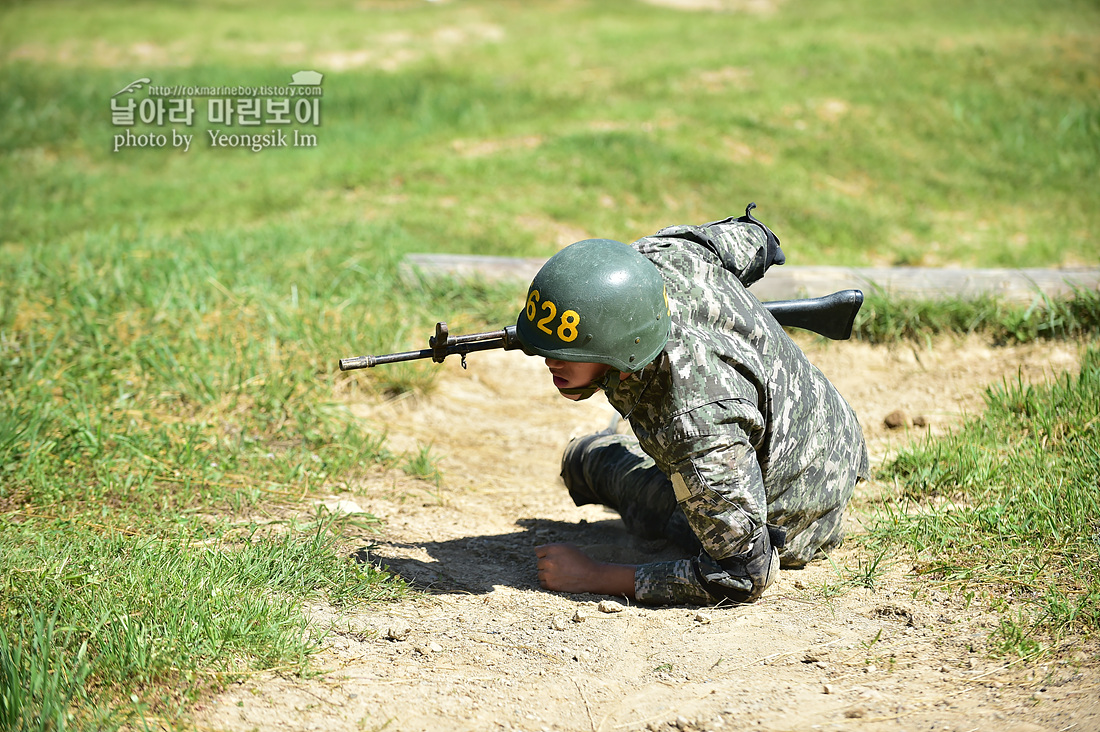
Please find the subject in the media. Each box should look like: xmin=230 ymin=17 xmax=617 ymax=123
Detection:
xmin=556 ymin=384 xmax=600 ymax=400
xmin=556 ymin=368 xmax=624 ymax=401
xmin=596 ymin=370 xmax=624 ymax=391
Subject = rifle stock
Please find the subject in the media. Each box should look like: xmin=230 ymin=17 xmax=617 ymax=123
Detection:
xmin=764 ymin=289 xmax=863 ymax=341
xmin=338 ymin=289 xmax=863 ymax=371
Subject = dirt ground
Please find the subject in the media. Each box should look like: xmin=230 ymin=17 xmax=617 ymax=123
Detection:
xmin=195 ymin=335 xmax=1098 ymax=732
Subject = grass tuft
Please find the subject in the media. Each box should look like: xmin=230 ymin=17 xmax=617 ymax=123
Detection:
xmin=402 ymin=444 xmax=445 ymax=491
xmin=855 ymin=288 xmax=1100 ymax=345
xmin=1 ymin=609 xmax=97 ymax=732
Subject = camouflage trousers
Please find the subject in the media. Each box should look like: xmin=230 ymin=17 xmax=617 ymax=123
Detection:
xmin=560 ymin=431 xmax=850 ymax=567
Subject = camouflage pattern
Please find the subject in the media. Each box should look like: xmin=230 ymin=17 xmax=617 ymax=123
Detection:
xmin=561 ymin=214 xmax=869 ymax=606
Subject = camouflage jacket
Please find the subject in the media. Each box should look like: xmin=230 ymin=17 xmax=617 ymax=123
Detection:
xmin=603 ymin=215 xmax=869 ymax=606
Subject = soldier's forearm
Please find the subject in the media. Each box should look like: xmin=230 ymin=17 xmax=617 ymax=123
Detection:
xmin=591 ymin=562 xmax=637 ymax=599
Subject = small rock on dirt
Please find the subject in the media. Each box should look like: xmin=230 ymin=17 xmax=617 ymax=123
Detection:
xmin=873 ymin=601 xmax=925 ymax=628
xmin=884 ymin=409 xmax=911 ymax=429
xmin=572 ymin=608 xmax=588 ymax=623
xmin=551 ymin=616 xmax=568 ymax=631
xmin=385 ymin=620 xmax=411 ymax=641
xmin=598 ymin=600 xmax=626 ymax=613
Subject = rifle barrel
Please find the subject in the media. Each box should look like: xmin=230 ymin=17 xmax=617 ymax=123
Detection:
xmin=339 ymin=334 xmax=512 ymax=371
xmin=339 ymin=349 xmax=433 ymax=370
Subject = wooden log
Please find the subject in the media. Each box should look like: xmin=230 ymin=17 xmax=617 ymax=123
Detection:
xmin=404 ymin=254 xmax=1100 ymax=303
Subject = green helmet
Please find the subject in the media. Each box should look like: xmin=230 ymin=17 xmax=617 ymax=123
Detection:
xmin=516 ymin=238 xmax=671 ymax=373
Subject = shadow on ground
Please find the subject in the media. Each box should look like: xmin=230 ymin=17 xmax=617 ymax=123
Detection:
xmin=352 ymin=517 xmax=692 ymax=595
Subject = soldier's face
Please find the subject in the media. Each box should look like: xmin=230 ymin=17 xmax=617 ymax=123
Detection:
xmin=544 ymin=358 xmax=611 ymax=400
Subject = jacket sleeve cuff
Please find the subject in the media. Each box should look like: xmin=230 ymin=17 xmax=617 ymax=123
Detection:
xmin=634 ymin=559 xmax=715 ymax=606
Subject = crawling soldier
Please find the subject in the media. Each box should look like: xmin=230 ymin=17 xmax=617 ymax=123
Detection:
xmin=516 ymin=205 xmax=869 ymax=606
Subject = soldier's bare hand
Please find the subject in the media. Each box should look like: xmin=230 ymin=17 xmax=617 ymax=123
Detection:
xmin=534 ymin=543 xmax=636 ymax=598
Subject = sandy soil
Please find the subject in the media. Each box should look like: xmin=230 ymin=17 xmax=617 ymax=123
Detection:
xmin=195 ymin=335 xmax=1098 ymax=732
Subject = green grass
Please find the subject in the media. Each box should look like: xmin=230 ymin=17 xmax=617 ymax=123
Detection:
xmin=3 ymin=511 xmax=403 ymax=730
xmin=855 ymin=288 xmax=1100 ymax=344
xmin=1 ymin=610 xmax=94 ymax=732
xmin=0 ymin=227 xmax=431 ymax=728
xmin=1 ymin=0 xmax=1097 ymax=264
xmin=402 ymin=444 xmax=445 ymax=492
xmin=0 ymin=0 xmax=1098 ymax=726
xmin=869 ymin=347 xmax=1100 ymax=658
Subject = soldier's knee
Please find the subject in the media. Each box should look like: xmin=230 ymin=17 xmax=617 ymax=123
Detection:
xmin=561 ymin=432 xmax=630 ymax=505
xmin=561 ymin=434 xmax=601 ymax=505
xmin=778 ymin=514 xmax=846 ymax=568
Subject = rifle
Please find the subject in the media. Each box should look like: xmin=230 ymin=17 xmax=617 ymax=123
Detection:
xmin=338 ymin=289 xmax=863 ymax=371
